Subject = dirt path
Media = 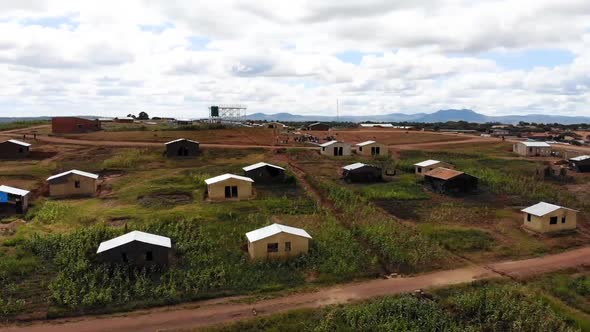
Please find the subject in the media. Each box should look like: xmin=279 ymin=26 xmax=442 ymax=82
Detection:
xmin=2 ymin=246 xmax=589 ymax=332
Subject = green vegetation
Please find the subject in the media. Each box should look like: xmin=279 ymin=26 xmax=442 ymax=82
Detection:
xmin=206 ymin=282 xmax=576 ymax=332
xmin=418 ymin=225 xmax=494 ymax=252
xmin=357 ymin=174 xmax=429 ymax=200
xmin=101 ymin=149 xmax=159 ymax=169
xmin=534 ymin=272 xmax=590 ymax=315
xmin=0 ymin=120 xmax=49 ymax=132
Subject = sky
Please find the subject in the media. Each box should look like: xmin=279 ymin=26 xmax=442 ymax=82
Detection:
xmin=0 ymin=0 xmax=589 ymax=118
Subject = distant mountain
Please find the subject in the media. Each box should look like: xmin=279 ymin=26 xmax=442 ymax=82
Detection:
xmin=246 ymin=109 xmax=590 ymax=125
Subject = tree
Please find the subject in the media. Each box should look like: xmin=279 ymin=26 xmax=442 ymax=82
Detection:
xmin=138 ymin=112 xmax=149 ymax=120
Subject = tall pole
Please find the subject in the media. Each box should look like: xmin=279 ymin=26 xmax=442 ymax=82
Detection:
xmin=336 ymin=99 xmax=339 ymax=121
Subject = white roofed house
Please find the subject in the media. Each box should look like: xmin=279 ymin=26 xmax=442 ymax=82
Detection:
xmin=413 ymin=160 xmax=453 ymax=176
xmin=97 ymin=231 xmax=172 ymax=266
xmin=342 ymin=162 xmax=383 ymax=183
xmin=245 ymin=223 xmax=312 ymax=259
xmin=0 ymin=185 xmax=30 ymax=215
xmin=513 ymin=141 xmax=552 ymax=157
xmin=521 ymin=202 xmax=579 ymax=233
xmin=165 ymin=138 xmax=200 ymax=158
xmin=320 ymin=140 xmax=351 ymax=156
xmin=569 ymin=155 xmax=590 ymax=172
xmin=47 ymin=170 xmax=99 ymax=198
xmin=355 ymin=141 xmax=388 ymax=157
xmin=205 ymin=174 xmax=254 ymax=201
xmin=243 ymin=162 xmax=286 ymax=184
xmin=0 ymin=139 xmax=31 ymax=159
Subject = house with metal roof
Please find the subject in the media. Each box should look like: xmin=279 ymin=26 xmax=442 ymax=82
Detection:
xmin=413 ymin=160 xmax=454 ymax=176
xmin=513 ymin=141 xmax=552 ymax=157
xmin=97 ymin=231 xmax=172 ymax=266
xmin=521 ymin=202 xmax=578 ymax=233
xmin=569 ymin=155 xmax=590 ymax=172
xmin=0 ymin=185 xmax=30 ymax=215
xmin=205 ymin=174 xmax=254 ymax=201
xmin=341 ymin=162 xmax=382 ymax=183
xmin=245 ymin=223 xmax=312 ymax=259
xmin=165 ymin=138 xmax=200 ymax=158
xmin=243 ymin=162 xmax=286 ymax=184
xmin=0 ymin=139 xmax=31 ymax=159
xmin=305 ymin=122 xmax=330 ymax=131
xmin=320 ymin=140 xmax=351 ymax=156
xmin=423 ymin=167 xmax=478 ymax=194
xmin=355 ymin=140 xmax=388 ymax=156
xmin=47 ymin=170 xmax=99 ymax=198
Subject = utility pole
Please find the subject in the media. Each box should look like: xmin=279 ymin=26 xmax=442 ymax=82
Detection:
xmin=336 ymin=99 xmax=339 ymax=121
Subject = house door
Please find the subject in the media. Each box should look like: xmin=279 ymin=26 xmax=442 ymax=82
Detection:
xmin=333 ymin=147 xmax=338 ymax=155
xmin=178 ymin=146 xmax=189 ymax=156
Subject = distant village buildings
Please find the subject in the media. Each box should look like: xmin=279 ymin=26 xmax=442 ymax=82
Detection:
xmin=513 ymin=141 xmax=552 ymax=157
xmin=51 ymin=117 xmax=101 ymax=134
xmin=306 ymin=122 xmax=330 ymax=131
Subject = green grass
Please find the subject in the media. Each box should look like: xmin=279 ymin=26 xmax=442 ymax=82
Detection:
xmin=418 ymin=225 xmax=494 ymax=252
xmin=0 ymin=120 xmax=49 ymax=131
xmin=357 ymin=174 xmax=429 ymax=200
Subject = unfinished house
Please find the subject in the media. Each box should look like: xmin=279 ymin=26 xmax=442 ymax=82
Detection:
xmin=47 ymin=170 xmax=99 ymax=198
xmin=0 ymin=140 xmax=31 ymax=159
xmin=414 ymin=160 xmax=453 ymax=176
xmin=423 ymin=167 xmax=478 ymax=194
xmin=97 ymin=231 xmax=172 ymax=266
xmin=205 ymin=174 xmax=254 ymax=201
xmin=342 ymin=162 xmax=382 ymax=183
xmin=0 ymin=185 xmax=30 ymax=215
xmin=569 ymin=155 xmax=590 ymax=173
xmin=355 ymin=141 xmax=388 ymax=157
xmin=51 ymin=117 xmax=101 ymax=134
xmin=521 ymin=202 xmax=578 ymax=233
xmin=513 ymin=141 xmax=552 ymax=157
xmin=243 ymin=162 xmax=286 ymax=184
xmin=246 ymin=223 xmax=312 ymax=259
xmin=320 ymin=140 xmax=351 ymax=156
xmin=165 ymin=138 xmax=200 ymax=158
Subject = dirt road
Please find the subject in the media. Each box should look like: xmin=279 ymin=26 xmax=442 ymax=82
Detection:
xmin=2 ymin=246 xmax=590 ymax=332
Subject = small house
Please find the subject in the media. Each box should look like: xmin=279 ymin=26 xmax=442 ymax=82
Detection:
xmin=355 ymin=141 xmax=388 ymax=156
xmin=0 ymin=185 xmax=30 ymax=214
xmin=342 ymin=163 xmax=382 ymax=183
xmin=51 ymin=117 xmax=101 ymax=134
xmin=114 ymin=117 xmax=135 ymax=123
xmin=521 ymin=202 xmax=578 ymax=233
xmin=205 ymin=174 xmax=254 ymax=201
xmin=243 ymin=162 xmax=286 ymax=184
xmin=245 ymin=223 xmax=312 ymax=259
xmin=0 ymin=139 xmax=31 ymax=159
xmin=569 ymin=155 xmax=590 ymax=173
xmin=513 ymin=141 xmax=551 ymax=157
xmin=423 ymin=167 xmax=478 ymax=194
xmin=97 ymin=231 xmax=172 ymax=266
xmin=47 ymin=170 xmax=99 ymax=198
xmin=320 ymin=140 xmax=351 ymax=156
xmin=414 ymin=160 xmax=453 ymax=176
xmin=165 ymin=138 xmax=200 ymax=158
xmin=306 ymin=122 xmax=330 ymax=131
xmin=265 ymin=122 xmax=285 ymax=129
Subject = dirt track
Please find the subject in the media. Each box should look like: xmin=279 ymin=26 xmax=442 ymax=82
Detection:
xmin=2 ymin=246 xmax=590 ymax=332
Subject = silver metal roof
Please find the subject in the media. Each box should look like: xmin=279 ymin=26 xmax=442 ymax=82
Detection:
xmin=97 ymin=231 xmax=172 ymax=253
xmin=243 ymin=162 xmax=285 ymax=172
xmin=521 ymin=202 xmax=578 ymax=217
xmin=246 ymin=223 xmax=312 ymax=242
xmin=414 ymin=159 xmax=441 ymax=167
xmin=204 ymin=173 xmax=254 ymax=185
xmin=0 ymin=185 xmax=30 ymax=196
xmin=47 ymin=170 xmax=99 ymax=181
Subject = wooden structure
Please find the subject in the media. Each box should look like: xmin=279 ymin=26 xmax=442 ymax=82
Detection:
xmin=423 ymin=167 xmax=478 ymax=194
xmin=0 ymin=140 xmax=30 ymax=159
xmin=0 ymin=185 xmax=30 ymax=215
xmin=246 ymin=223 xmax=312 ymax=259
xmin=569 ymin=155 xmax=590 ymax=173
xmin=97 ymin=231 xmax=172 ymax=266
xmin=243 ymin=162 xmax=286 ymax=184
xmin=521 ymin=202 xmax=578 ymax=233
xmin=355 ymin=141 xmax=388 ymax=156
xmin=513 ymin=141 xmax=552 ymax=157
xmin=51 ymin=117 xmax=101 ymax=134
xmin=342 ymin=162 xmax=382 ymax=183
xmin=414 ymin=160 xmax=453 ymax=176
xmin=47 ymin=170 xmax=99 ymax=198
xmin=205 ymin=174 xmax=254 ymax=201
xmin=165 ymin=138 xmax=200 ymax=158
xmin=320 ymin=140 xmax=351 ymax=156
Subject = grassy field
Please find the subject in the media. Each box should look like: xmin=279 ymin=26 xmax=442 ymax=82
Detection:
xmin=0 ymin=120 xmax=49 ymax=132
xmin=203 ymin=279 xmax=586 ymax=332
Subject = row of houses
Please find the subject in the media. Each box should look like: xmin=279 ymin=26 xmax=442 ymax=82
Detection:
xmin=319 ymin=140 xmax=387 ymax=157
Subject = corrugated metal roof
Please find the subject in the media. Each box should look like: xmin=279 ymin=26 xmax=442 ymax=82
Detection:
xmin=414 ymin=159 xmax=441 ymax=167
xmin=165 ymin=138 xmax=200 ymax=145
xmin=0 ymin=185 xmax=30 ymax=196
xmin=6 ymin=139 xmax=31 ymax=147
xmin=204 ymin=173 xmax=254 ymax=185
xmin=521 ymin=202 xmax=579 ymax=217
xmin=97 ymin=231 xmax=171 ymax=253
xmin=320 ymin=140 xmax=339 ymax=147
xmin=520 ymin=142 xmax=551 ymax=147
xmin=47 ymin=170 xmax=99 ymax=181
xmin=342 ymin=162 xmax=367 ymax=170
xmin=424 ymin=167 xmax=464 ymax=180
xmin=570 ymin=155 xmax=590 ymax=162
xmin=356 ymin=140 xmax=376 ymax=147
xmin=245 ymin=223 xmax=312 ymax=242
xmin=243 ymin=162 xmax=285 ymax=172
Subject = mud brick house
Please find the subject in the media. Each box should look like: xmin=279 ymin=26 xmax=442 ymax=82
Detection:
xmin=342 ymin=162 xmax=382 ymax=183
xmin=205 ymin=174 xmax=254 ymax=201
xmin=97 ymin=231 xmax=172 ymax=266
xmin=47 ymin=170 xmax=99 ymax=198
xmin=521 ymin=202 xmax=578 ymax=233
xmin=242 ymin=162 xmax=286 ymax=184
xmin=423 ymin=167 xmax=478 ymax=194
xmin=355 ymin=140 xmax=388 ymax=156
xmin=246 ymin=223 xmax=312 ymax=259
xmin=0 ymin=185 xmax=30 ymax=215
xmin=0 ymin=139 xmax=31 ymax=159
xmin=52 ymin=117 xmax=101 ymax=134
xmin=165 ymin=138 xmax=200 ymax=158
